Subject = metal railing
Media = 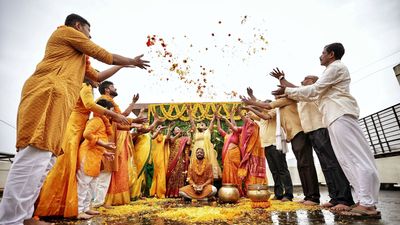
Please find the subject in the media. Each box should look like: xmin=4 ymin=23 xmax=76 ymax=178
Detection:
xmin=359 ymin=103 xmax=400 ymax=158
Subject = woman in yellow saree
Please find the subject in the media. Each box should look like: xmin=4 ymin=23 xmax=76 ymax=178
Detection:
xmin=149 ymin=124 xmax=172 ymax=198
xmin=130 ymin=112 xmax=163 ymax=199
xmin=187 ymin=105 xmax=221 ymax=179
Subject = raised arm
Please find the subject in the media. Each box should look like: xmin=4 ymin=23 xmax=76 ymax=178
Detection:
xmin=230 ymin=106 xmax=237 ymax=126
xmin=111 ymin=54 xmax=150 ymax=69
xmin=120 ymin=93 xmax=140 ymax=116
xmin=235 ymin=106 xmax=249 ymax=124
xmin=187 ymin=104 xmax=196 ymax=133
xmin=243 ymin=105 xmax=271 ymax=121
xmin=152 ymin=126 xmax=165 ymax=139
xmin=216 ymin=117 xmax=226 ymax=137
xmin=222 ymin=116 xmax=240 ymax=133
xmin=240 ymin=95 xmax=272 ymax=110
xmin=96 ymin=65 xmax=124 ymax=82
xmin=165 ymin=122 xmax=175 ymax=141
xmin=208 ymin=107 xmax=218 ymax=132
xmin=269 ymin=67 xmax=298 ymax=88
xmin=246 ymin=87 xmax=258 ymax=101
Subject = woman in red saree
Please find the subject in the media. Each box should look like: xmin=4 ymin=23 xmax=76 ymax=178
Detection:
xmin=238 ymin=109 xmax=268 ymax=192
xmin=216 ymin=110 xmax=244 ymax=196
xmin=166 ymin=126 xmax=191 ymax=197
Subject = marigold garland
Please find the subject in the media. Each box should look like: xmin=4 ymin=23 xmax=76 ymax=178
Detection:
xmin=148 ymin=102 xmax=245 ymax=122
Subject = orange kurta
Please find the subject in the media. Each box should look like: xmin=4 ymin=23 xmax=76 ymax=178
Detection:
xmin=179 ymin=159 xmax=214 ymax=199
xmin=79 ymin=116 xmax=111 ymax=177
xmin=190 ymin=130 xmax=222 ymax=179
xmin=35 ymin=83 xmax=106 ymax=217
xmin=149 ymin=134 xmax=169 ymax=198
xmin=16 ymin=25 xmax=113 ymax=156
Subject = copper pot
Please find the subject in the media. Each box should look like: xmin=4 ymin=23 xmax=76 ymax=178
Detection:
xmin=218 ymin=183 xmax=240 ymax=203
xmin=246 ymin=184 xmax=271 ymax=202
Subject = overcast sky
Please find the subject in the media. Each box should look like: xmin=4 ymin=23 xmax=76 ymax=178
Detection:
xmin=1 ymin=0 xmax=399 ymax=155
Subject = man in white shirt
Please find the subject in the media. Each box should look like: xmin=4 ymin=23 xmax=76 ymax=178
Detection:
xmin=272 ymin=43 xmax=380 ymax=218
xmin=270 ymin=72 xmax=354 ymax=211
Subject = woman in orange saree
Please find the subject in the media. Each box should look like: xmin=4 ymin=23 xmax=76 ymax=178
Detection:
xmin=103 ymin=130 xmax=133 ymax=206
xmin=238 ymin=110 xmax=267 ymax=192
xmin=216 ymin=113 xmax=244 ymax=196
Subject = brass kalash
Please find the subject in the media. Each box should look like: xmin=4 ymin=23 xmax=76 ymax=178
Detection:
xmin=246 ymin=184 xmax=271 ymax=208
xmin=218 ymin=183 xmax=240 ymax=203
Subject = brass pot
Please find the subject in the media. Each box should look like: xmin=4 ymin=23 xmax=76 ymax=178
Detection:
xmin=218 ymin=183 xmax=240 ymax=203
xmin=246 ymin=184 xmax=271 ymax=202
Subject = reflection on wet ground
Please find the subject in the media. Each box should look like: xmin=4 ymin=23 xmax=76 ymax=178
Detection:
xmin=37 ymin=186 xmax=400 ymax=224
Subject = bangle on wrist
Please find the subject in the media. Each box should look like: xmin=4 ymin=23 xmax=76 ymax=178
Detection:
xmin=278 ymin=75 xmax=285 ymax=80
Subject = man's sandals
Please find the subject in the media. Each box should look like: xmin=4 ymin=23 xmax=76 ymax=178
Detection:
xmin=340 ymin=207 xmax=381 ymax=219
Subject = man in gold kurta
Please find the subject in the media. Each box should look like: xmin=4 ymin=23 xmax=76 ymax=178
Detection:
xmin=0 ymin=13 xmax=149 ymax=225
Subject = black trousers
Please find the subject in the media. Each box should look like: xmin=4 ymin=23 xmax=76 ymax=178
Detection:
xmin=291 ymin=131 xmax=320 ymax=203
xmin=308 ymin=128 xmax=355 ymax=206
xmin=265 ymin=145 xmax=293 ymax=200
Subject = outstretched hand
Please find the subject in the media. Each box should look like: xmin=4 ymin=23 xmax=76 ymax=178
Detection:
xmin=246 ymin=87 xmax=256 ymax=100
xmin=270 ymin=67 xmax=285 ymax=80
xmin=132 ymin=54 xmax=150 ymax=69
xmin=115 ymin=114 xmax=130 ymax=125
xmin=271 ymin=85 xmax=287 ymax=98
xmin=132 ymin=93 xmax=139 ymax=103
xmin=239 ymin=95 xmax=255 ymax=105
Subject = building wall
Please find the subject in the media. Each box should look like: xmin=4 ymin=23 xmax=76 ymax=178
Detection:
xmin=0 ymin=161 xmax=11 ymax=190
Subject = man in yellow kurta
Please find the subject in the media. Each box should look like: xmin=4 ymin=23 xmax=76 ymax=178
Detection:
xmin=92 ymin=81 xmax=145 ymax=207
xmin=0 ymin=13 xmax=149 ymax=225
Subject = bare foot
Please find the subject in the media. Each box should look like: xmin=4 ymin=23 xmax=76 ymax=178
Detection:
xmin=330 ymin=203 xmax=351 ymax=212
xmin=77 ymin=213 xmax=93 ymax=220
xmin=321 ymin=202 xmax=334 ymax=208
xmin=23 ymin=218 xmax=55 ymax=225
xmin=281 ymin=197 xmax=292 ymax=202
xmin=85 ymin=209 xmax=100 ymax=215
xmin=102 ymin=204 xmax=113 ymax=209
xmin=303 ymin=200 xmax=319 ymax=206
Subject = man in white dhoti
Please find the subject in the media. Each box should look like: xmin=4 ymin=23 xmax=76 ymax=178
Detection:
xmin=272 ymin=42 xmax=380 ymax=218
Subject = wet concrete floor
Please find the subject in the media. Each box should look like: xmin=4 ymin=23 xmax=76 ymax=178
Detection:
xmin=2 ymin=186 xmax=399 ymax=224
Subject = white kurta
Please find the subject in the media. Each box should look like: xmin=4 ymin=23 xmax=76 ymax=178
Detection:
xmin=285 ymin=60 xmax=379 ymax=207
